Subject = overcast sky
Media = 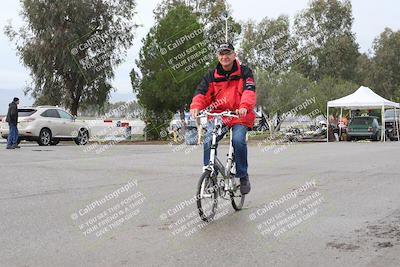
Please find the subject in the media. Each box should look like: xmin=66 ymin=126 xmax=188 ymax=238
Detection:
xmin=0 ymin=0 xmax=399 ymax=112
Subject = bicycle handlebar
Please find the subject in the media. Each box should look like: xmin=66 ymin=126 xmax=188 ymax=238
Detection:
xmin=197 ymin=110 xmax=239 ymax=118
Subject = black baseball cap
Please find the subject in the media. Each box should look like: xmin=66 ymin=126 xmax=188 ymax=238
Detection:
xmin=13 ymin=97 xmax=19 ymax=102
xmin=217 ymin=43 xmax=235 ymax=54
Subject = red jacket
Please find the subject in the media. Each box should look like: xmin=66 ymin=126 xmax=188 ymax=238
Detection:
xmin=190 ymin=60 xmax=257 ymax=128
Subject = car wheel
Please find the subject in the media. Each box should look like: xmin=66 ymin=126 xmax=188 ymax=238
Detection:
xmin=37 ymin=128 xmax=52 ymax=146
xmin=50 ymin=140 xmax=59 ymax=146
xmin=74 ymin=129 xmax=89 ymax=145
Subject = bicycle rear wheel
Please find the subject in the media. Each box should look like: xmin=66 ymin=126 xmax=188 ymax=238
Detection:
xmin=197 ymin=170 xmax=218 ymax=222
xmin=230 ymin=181 xmax=245 ymax=210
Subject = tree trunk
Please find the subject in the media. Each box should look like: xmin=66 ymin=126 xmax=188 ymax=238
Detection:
xmin=274 ymin=120 xmax=284 ymax=134
xmin=266 ymin=119 xmax=275 ymax=138
xmin=70 ymin=98 xmax=80 ymax=116
xmin=65 ymin=74 xmax=82 ymax=116
xmin=266 ymin=118 xmax=284 ymax=139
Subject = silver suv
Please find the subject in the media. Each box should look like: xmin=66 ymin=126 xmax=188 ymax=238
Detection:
xmin=0 ymin=106 xmax=89 ymax=146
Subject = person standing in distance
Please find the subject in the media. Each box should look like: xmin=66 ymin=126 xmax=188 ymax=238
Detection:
xmin=6 ymin=97 xmax=20 ymax=149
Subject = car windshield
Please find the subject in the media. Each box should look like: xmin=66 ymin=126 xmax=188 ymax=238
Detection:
xmin=18 ymin=108 xmax=37 ymax=117
xmin=351 ymin=117 xmax=373 ymax=125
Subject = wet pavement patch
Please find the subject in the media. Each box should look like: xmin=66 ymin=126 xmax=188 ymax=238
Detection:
xmin=326 ymin=242 xmax=360 ymax=251
xmin=327 ymin=210 xmax=400 ymax=252
xmin=375 ymin=241 xmax=393 ymax=248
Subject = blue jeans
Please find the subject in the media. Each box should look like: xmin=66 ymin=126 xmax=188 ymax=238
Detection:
xmin=203 ymin=122 xmax=248 ymax=178
xmin=7 ymin=125 xmax=19 ymax=147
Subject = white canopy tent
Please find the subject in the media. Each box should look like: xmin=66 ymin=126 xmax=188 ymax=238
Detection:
xmin=327 ymin=86 xmax=400 ymax=142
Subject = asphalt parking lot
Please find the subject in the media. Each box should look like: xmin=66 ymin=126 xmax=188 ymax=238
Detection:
xmin=0 ymin=141 xmax=399 ymax=266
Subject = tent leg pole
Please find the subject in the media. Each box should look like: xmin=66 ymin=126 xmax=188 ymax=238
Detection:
xmin=339 ymin=108 xmax=343 ymax=141
xmin=381 ymin=106 xmax=383 ymax=142
xmin=382 ymin=105 xmax=385 ymax=142
xmin=326 ymin=105 xmax=329 ymax=143
xmin=396 ymin=108 xmax=400 ymax=141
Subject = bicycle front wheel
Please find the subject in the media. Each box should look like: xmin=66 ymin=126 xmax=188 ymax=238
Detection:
xmin=197 ymin=170 xmax=218 ymax=222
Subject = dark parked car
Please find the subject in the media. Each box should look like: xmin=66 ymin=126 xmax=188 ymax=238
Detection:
xmin=347 ymin=116 xmax=381 ymax=141
xmin=384 ymin=109 xmax=400 ymax=141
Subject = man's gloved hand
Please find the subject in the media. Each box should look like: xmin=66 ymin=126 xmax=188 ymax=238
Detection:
xmin=236 ymin=108 xmax=247 ymax=117
xmin=190 ymin=109 xmax=199 ymax=119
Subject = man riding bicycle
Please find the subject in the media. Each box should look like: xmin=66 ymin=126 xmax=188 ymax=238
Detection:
xmin=190 ymin=43 xmax=256 ymax=195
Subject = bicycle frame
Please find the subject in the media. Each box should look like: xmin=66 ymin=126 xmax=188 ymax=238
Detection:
xmin=197 ymin=111 xmax=245 ymax=216
xmin=201 ymin=111 xmax=238 ymax=193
